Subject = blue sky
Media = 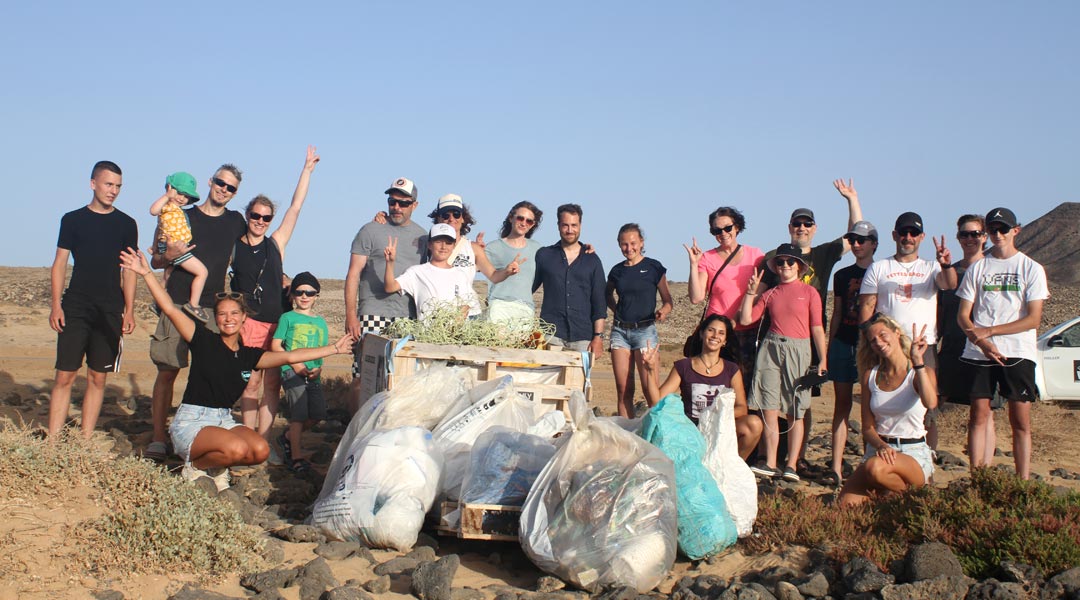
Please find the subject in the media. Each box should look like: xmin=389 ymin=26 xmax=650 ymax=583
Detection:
xmin=3 ymin=2 xmax=1077 ymax=284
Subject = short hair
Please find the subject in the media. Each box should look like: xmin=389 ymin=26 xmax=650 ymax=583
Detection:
xmin=708 ymin=206 xmax=747 ymax=232
xmin=91 ymin=161 xmax=122 ymax=179
xmin=557 ymin=203 xmax=583 ymax=220
xmin=500 ymin=201 xmax=544 ymax=239
xmin=957 ymin=214 xmax=985 ymax=229
xmin=428 ymin=204 xmax=476 ymax=237
xmin=245 ymin=194 xmax=276 ymax=216
xmin=216 ymin=163 xmax=243 ymax=183
xmin=684 ymin=314 xmax=740 ymax=363
xmin=856 ymin=313 xmax=912 ymax=378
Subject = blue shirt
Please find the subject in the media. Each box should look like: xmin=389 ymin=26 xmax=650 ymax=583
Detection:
xmin=533 ymin=242 xmax=606 ymax=342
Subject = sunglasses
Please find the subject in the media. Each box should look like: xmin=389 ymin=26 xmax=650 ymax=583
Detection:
xmin=791 ymin=220 xmax=815 ymax=228
xmin=957 ymin=230 xmax=985 ymax=239
xmin=388 ymin=198 xmax=415 ymax=208
xmin=214 ymin=291 xmax=244 ymax=301
xmin=859 ymin=311 xmax=886 ymax=331
xmin=987 ymin=224 xmax=1013 ymax=235
xmin=248 ymin=212 xmax=274 ymax=223
xmin=774 ymin=257 xmax=800 ymax=267
xmin=514 ymin=215 xmax=536 ymax=225
xmin=897 ymin=228 xmax=922 ymax=238
xmin=212 ymin=177 xmax=238 ymax=193
xmin=844 ymin=234 xmax=875 ymax=245
xmin=438 ymin=209 xmax=462 ymax=220
xmin=293 ymin=290 xmax=319 ymax=297
xmin=710 ymin=224 xmax=736 ymax=235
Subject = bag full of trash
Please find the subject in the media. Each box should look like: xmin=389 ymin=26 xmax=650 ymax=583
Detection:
xmin=698 ymin=388 xmax=758 ymax=537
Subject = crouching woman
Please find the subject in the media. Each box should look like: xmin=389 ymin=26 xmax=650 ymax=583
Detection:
xmin=839 ymin=313 xmax=937 ymax=507
xmin=120 ymin=248 xmax=354 ymax=490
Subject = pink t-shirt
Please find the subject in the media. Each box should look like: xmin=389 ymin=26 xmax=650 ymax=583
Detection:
xmin=698 ymin=245 xmax=765 ymax=330
xmin=747 ymin=280 xmax=822 ymax=339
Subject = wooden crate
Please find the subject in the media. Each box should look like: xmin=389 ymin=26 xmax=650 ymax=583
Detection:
xmin=358 ymin=335 xmax=591 ymax=419
xmin=458 ymin=503 xmax=523 ymax=542
xmin=435 ymin=500 xmax=459 ymax=537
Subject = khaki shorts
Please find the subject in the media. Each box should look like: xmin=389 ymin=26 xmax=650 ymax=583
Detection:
xmin=150 ymin=306 xmax=218 ymax=370
xmin=749 ymin=332 xmax=811 ymax=418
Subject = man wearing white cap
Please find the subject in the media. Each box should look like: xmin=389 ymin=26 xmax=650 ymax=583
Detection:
xmin=344 ymin=177 xmax=426 ymax=411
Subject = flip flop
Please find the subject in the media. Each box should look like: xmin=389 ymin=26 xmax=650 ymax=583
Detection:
xmin=288 ymin=458 xmax=312 ymax=474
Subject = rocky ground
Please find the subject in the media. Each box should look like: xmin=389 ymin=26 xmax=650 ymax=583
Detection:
xmin=1 ymin=266 xmax=1080 ymax=600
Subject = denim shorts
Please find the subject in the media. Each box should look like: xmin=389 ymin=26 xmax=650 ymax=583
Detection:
xmin=863 ymin=439 xmax=934 ymax=482
xmin=169 ymin=403 xmax=243 ymax=461
xmin=609 ymin=324 xmax=660 ymax=351
xmin=827 ymin=338 xmax=858 ymax=384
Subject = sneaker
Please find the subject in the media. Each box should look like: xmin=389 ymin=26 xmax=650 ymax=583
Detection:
xmin=782 ymin=466 xmax=801 ymax=482
xmin=183 ymin=303 xmax=210 ymax=323
xmin=144 ymin=441 xmax=168 ymax=463
xmin=751 ymin=462 xmax=781 ymax=479
xmin=207 ymin=467 xmax=231 ymax=492
xmin=266 ymin=445 xmax=285 ymax=466
xmin=181 ymin=462 xmax=210 ymax=483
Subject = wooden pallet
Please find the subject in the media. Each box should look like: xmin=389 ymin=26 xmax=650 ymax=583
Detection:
xmin=458 ymin=503 xmax=522 ymax=542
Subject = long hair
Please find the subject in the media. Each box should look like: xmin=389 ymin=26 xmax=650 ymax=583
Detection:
xmin=686 ymin=313 xmax=740 ymax=363
xmin=856 ymin=312 xmax=912 ymax=378
xmin=499 ymin=201 xmax=543 ymax=239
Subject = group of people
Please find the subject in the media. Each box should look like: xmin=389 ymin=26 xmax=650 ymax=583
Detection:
xmin=50 ymin=161 xmax=1048 ymax=504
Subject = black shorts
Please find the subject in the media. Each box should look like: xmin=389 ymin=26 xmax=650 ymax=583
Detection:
xmin=55 ymin=293 xmax=123 ymax=373
xmin=966 ymin=358 xmax=1039 ymax=403
xmin=938 ymin=352 xmax=974 ymax=403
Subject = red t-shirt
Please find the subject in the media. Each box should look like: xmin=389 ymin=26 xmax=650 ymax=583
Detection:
xmin=747 ymin=280 xmax=822 ymax=339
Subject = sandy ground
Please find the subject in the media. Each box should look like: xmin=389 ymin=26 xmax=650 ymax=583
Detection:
xmin=2 ymin=268 xmax=1079 ymax=599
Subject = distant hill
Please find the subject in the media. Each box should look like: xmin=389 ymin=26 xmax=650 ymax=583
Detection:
xmin=1018 ymin=202 xmax=1080 ymax=285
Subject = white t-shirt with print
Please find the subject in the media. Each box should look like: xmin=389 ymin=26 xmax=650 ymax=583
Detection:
xmin=396 ymin=263 xmax=481 ymax=320
xmin=956 ymin=252 xmax=1048 ymax=362
xmin=860 ymin=257 xmax=944 ymax=344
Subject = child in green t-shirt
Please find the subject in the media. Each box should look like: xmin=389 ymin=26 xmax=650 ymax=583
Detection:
xmin=271 ymin=272 xmax=329 ymax=473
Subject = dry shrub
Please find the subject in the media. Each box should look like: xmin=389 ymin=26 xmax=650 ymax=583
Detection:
xmin=744 ymin=468 xmax=1080 ymax=578
xmin=0 ymin=424 xmax=264 ymax=579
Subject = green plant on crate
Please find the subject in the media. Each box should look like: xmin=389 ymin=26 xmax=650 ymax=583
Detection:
xmin=743 ymin=467 xmax=1080 ymax=579
xmin=384 ymin=301 xmax=557 ymax=348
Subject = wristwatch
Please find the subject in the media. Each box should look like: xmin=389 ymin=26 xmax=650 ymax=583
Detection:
xmin=593 ymin=332 xmax=605 ymax=339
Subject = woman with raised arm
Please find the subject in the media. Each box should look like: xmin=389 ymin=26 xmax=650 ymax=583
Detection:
xmin=120 ymin=248 xmax=353 ymax=491
xmin=838 ymin=313 xmax=937 ymax=506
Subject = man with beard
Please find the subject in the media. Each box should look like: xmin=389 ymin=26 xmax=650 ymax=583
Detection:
xmin=344 ymin=177 xmax=426 ymax=412
xmin=533 ymin=203 xmax=606 ymax=354
xmin=145 ymin=165 xmax=247 ymax=462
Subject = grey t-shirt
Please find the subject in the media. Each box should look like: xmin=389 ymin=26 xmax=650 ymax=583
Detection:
xmin=350 ymin=221 xmax=427 ymax=317
xmin=486 ymin=238 xmax=541 ymax=307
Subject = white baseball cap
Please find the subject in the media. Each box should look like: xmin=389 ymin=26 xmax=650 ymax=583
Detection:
xmin=437 ymin=193 xmax=463 ymax=210
xmin=385 ymin=177 xmax=417 ymax=200
xmin=429 ymin=223 xmax=457 ymax=240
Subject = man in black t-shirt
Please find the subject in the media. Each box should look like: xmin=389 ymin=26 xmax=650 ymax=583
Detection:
xmin=48 ymin=161 xmax=138 ymax=438
xmin=144 ymin=164 xmax=246 ymax=461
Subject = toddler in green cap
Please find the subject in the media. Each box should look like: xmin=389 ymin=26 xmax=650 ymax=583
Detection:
xmin=149 ymin=172 xmax=210 ymax=322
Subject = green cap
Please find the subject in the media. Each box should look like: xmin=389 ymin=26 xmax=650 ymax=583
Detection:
xmin=165 ymin=172 xmax=200 ymax=203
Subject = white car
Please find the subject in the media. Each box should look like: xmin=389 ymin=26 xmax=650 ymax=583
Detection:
xmin=1036 ymin=316 xmax=1080 ymax=403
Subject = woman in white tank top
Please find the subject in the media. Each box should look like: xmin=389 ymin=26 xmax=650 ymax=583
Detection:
xmin=838 ymin=313 xmax=938 ymax=507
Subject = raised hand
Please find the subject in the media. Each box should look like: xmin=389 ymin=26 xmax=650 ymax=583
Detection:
xmin=304 ymin=145 xmax=320 ymax=172
xmin=641 ymin=340 xmax=659 ymax=372
xmin=910 ymin=323 xmax=929 ymax=363
xmin=119 ymin=247 xmax=151 ymax=276
xmin=746 ymin=268 xmax=764 ymax=295
xmin=833 ymin=178 xmax=858 ymax=201
xmin=933 ymin=235 xmax=952 ymax=265
xmin=474 ymin=232 xmax=487 ymax=250
xmin=384 ymin=236 xmax=398 ymax=262
xmin=684 ymin=237 xmax=704 ymax=265
xmin=505 ymin=252 xmax=525 ymax=276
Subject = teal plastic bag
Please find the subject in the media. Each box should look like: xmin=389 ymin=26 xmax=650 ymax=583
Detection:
xmin=640 ymin=394 xmax=738 ymax=559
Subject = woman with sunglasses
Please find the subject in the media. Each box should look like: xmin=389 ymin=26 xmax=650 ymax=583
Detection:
xmin=485 ymin=201 xmax=544 ymax=324
xmin=686 ymin=207 xmax=765 ymax=380
xmin=229 ymin=146 xmax=320 ymax=453
xmin=120 ymin=248 xmax=354 ymax=491
xmin=838 ymin=314 xmax=936 ymax=507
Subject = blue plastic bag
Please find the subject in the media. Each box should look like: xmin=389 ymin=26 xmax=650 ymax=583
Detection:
xmin=640 ymin=393 xmax=738 ymax=559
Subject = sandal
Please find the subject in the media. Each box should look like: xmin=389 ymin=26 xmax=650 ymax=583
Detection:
xmin=278 ymin=432 xmax=293 ymax=462
xmin=825 ymin=470 xmax=843 ymax=488
xmin=288 ymin=458 xmax=312 ymax=474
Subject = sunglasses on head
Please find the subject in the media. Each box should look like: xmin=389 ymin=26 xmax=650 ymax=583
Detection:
xmin=957 ymin=230 xmax=985 ymax=239
xmin=710 ymin=224 xmax=736 ymax=235
xmin=212 ymin=177 xmax=238 ymax=193
xmin=988 ymin=224 xmax=1013 ymax=235
xmin=859 ymin=311 xmax=886 ymax=331
xmin=248 ymin=212 xmax=273 ymax=223
xmin=214 ymin=291 xmax=244 ymax=301
xmin=293 ymin=290 xmax=319 ymax=297
xmin=438 ymin=208 xmax=462 ymax=219
xmin=388 ymin=198 xmax=415 ymax=208
xmin=775 ymin=257 xmax=800 ymax=267
xmin=844 ymin=234 xmax=875 ymax=245
xmin=791 ymin=219 xmax=815 ymax=228
xmin=514 ymin=215 xmax=536 ymax=225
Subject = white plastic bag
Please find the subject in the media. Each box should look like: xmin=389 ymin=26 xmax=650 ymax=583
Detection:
xmin=698 ymin=389 xmax=758 ymax=537
xmin=459 ymin=427 xmax=557 ymax=505
xmin=310 ymin=426 xmax=442 ymax=551
xmin=519 ymin=392 xmax=677 ymax=593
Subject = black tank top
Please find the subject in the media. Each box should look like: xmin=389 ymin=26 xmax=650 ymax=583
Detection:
xmin=230 ymin=236 xmax=284 ymax=323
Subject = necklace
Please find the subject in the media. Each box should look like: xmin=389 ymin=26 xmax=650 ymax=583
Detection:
xmin=698 ymin=354 xmax=719 ymax=375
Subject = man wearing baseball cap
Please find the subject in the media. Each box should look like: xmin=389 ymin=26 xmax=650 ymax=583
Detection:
xmin=826 ymin=220 xmax=878 ymax=485
xmin=956 ymin=207 xmax=1048 ymax=480
xmin=344 ymin=177 xmax=426 ymax=412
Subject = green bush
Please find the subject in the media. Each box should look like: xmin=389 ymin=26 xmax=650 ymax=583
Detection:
xmin=743 ymin=468 xmax=1080 ymax=578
